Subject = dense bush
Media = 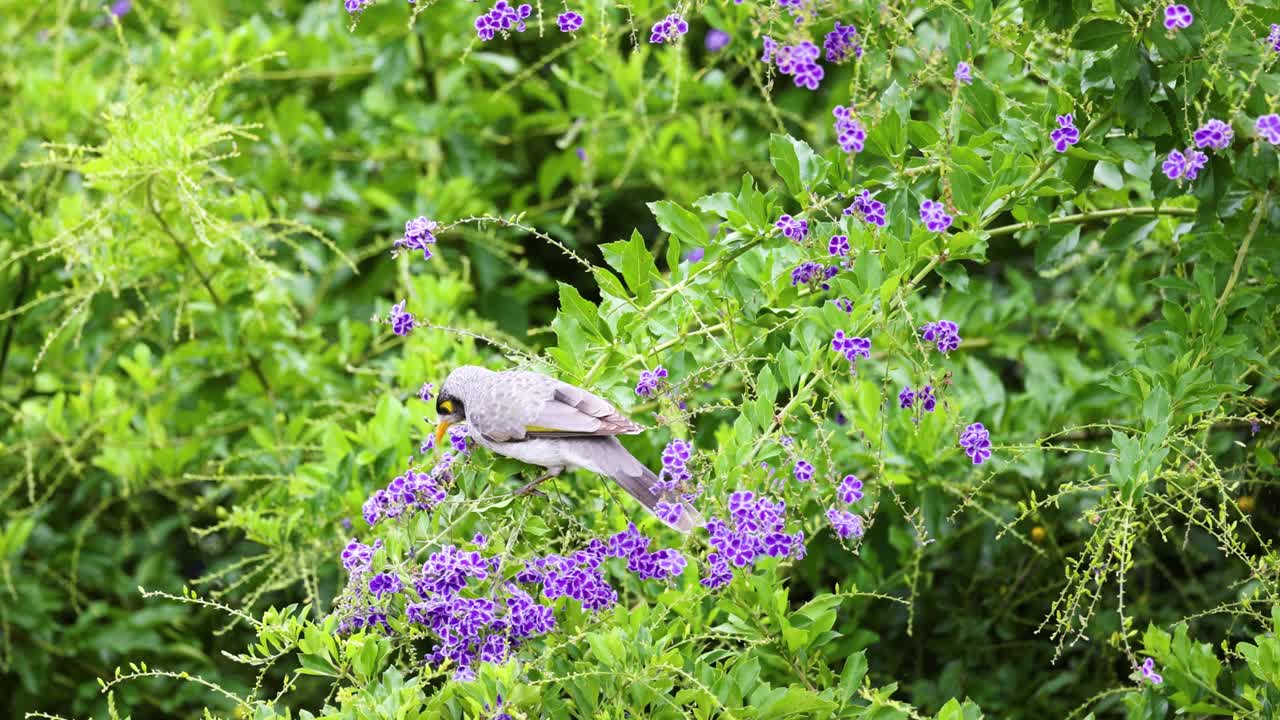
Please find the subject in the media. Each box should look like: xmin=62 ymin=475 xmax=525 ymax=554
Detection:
xmin=3 ymin=0 xmax=1278 ymax=718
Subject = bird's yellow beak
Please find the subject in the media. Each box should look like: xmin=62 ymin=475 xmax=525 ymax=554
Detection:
xmin=434 ymin=420 xmax=453 ymax=447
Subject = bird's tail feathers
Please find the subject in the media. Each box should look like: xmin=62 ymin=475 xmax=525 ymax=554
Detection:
xmin=590 ymin=438 xmax=701 ymax=533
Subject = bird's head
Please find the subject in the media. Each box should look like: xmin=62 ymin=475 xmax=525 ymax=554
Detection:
xmin=434 ymin=366 xmax=483 ymax=446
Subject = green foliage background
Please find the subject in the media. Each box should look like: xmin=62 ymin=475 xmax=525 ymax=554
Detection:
xmin=2 ymin=0 xmax=1278 ymax=718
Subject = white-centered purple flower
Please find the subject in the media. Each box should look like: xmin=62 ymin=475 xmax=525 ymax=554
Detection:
xmin=959 ymin=422 xmax=992 ymax=464
xmin=1257 ymin=114 xmax=1280 ymax=145
xmin=1163 ymin=4 xmax=1193 ymax=30
xmin=556 ymin=11 xmax=583 ymax=32
xmin=845 ymin=190 xmax=886 ymax=227
xmin=649 ymin=13 xmax=688 ymax=44
xmin=920 ymin=199 xmax=954 ymax=233
xmin=832 ymin=105 xmax=867 ymax=154
xmin=1051 ymin=114 xmax=1080 ymax=153
xmin=955 ymin=61 xmax=973 ymax=84
xmin=1193 ymin=118 xmax=1234 ymax=150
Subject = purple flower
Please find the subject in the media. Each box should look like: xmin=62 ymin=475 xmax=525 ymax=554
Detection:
xmin=955 ymin=61 xmax=972 ymax=84
xmin=655 ymin=501 xmax=685 ymax=525
xmin=635 ymin=365 xmax=669 ymax=397
xmin=828 ymin=235 xmax=850 ymax=257
xmin=791 ymin=261 xmax=838 ymax=290
xmin=920 ymin=199 xmax=954 ymax=233
xmin=341 ymin=540 xmax=376 ymax=573
xmin=1162 ymin=147 xmax=1208 ymax=181
xmin=368 ymin=572 xmax=403 ymax=599
xmin=388 ymin=301 xmax=416 ymax=336
xmin=1193 ymin=119 xmax=1233 ymax=150
xmin=793 ymin=460 xmax=814 ymax=483
xmin=649 ymin=13 xmax=688 ymax=44
xmin=472 ymin=533 xmax=488 ymax=547
xmin=703 ymin=491 xmax=803 ymax=589
xmin=110 ymin=0 xmax=132 ymax=17
xmin=684 ymin=246 xmax=705 ymax=263
xmin=838 ymin=474 xmax=864 ymax=504
xmin=1140 ymin=657 xmax=1163 ymax=684
xmin=959 ymin=422 xmax=992 ymax=465
xmin=345 ymin=0 xmax=370 ymax=14
xmin=775 ymin=214 xmax=810 ymax=242
xmin=826 ymin=508 xmax=864 ymax=539
xmin=845 ymin=190 xmax=886 ymax=227
xmin=832 ymin=106 xmax=867 ymax=154
xmin=823 ymin=21 xmax=860 ymax=64
xmin=418 ymin=382 xmax=435 ymax=403
xmin=1268 ymin=24 xmax=1280 ymax=53
xmin=762 ymin=36 xmax=777 ymax=64
xmin=831 ymin=330 xmax=872 ymax=369
xmin=475 ymin=1 xmax=532 ymax=40
xmin=774 ymin=42 xmax=825 ymax=90
xmin=898 ymin=385 xmax=915 ymax=409
xmin=1050 ymin=114 xmax=1080 ymax=153
xmin=705 ymin=28 xmax=731 ymax=52
xmin=833 ymin=298 xmax=854 ymax=313
xmin=1163 ymin=4 xmax=1193 ymax=30
xmin=556 ymin=11 xmax=583 ymax=32
xmin=919 ymin=384 xmax=937 ymax=412
xmin=395 ymin=216 xmax=438 ymax=261
xmin=920 ymin=319 xmax=962 ymax=353
xmin=1257 ymin=114 xmax=1280 ymax=145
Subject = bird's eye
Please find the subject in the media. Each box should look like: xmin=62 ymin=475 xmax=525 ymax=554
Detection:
xmin=438 ymin=399 xmax=454 ymax=414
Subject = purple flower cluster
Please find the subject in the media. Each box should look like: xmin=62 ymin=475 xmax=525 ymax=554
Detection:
xmin=363 ymin=463 xmax=451 ymax=526
xmin=920 ymin=319 xmax=961 ymax=353
xmin=659 ymin=438 xmax=693 ymax=486
xmin=1051 ymin=114 xmax=1080 ymax=153
xmin=395 ymin=216 xmax=438 ymax=261
xmin=823 ymin=22 xmax=861 ymax=63
xmin=959 ymin=422 xmax=992 ymax=465
xmin=1193 ymin=119 xmax=1233 ymax=151
xmin=845 ymin=190 xmax=886 ymax=227
xmin=790 ymin=261 xmax=839 ymax=289
xmin=344 ymin=0 xmax=372 ymax=13
xmin=556 ymin=11 xmax=583 ymax=32
xmin=1140 ymin=657 xmax=1163 ymax=684
xmin=826 ymin=508 xmax=864 ymax=539
xmin=702 ymin=491 xmax=805 ymax=589
xmin=649 ymin=13 xmax=688 ymax=44
xmin=833 ymin=298 xmax=854 ymax=313
xmin=635 ymin=365 xmax=669 ymax=397
xmin=369 ymin=572 xmax=403 ymax=599
xmin=832 ymin=106 xmax=867 ymax=154
xmin=474 ymin=0 xmax=532 ymax=41
xmin=341 ymin=539 xmax=381 ymax=573
xmin=793 ymin=460 xmax=814 ymax=482
xmin=831 ymin=330 xmax=872 ymax=370
xmin=1269 ymin=24 xmax=1280 ymax=53
xmin=775 ymin=214 xmax=810 ymax=242
xmin=955 ymin=61 xmax=972 ymax=85
xmin=774 ymin=41 xmax=824 ymax=90
xmin=828 ymin=235 xmax=850 ymax=257
xmin=920 ymin=199 xmax=953 ymax=233
xmin=418 ymin=382 xmax=435 ymax=403
xmin=838 ymin=474 xmax=864 ymax=504
xmin=897 ymin=384 xmax=936 ymax=412
xmin=1163 ymin=4 xmax=1193 ymax=30
xmin=388 ymin=301 xmax=415 ymax=337
xmin=402 ymin=546 xmax=554 ymax=678
xmin=1257 ymin=115 xmax=1280 ymax=145
xmin=518 ymin=524 xmax=686 ymax=608
xmin=1161 ymin=147 xmax=1208 ymax=180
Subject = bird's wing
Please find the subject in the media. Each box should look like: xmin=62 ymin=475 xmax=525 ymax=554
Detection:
xmin=520 ymin=381 xmax=642 ymax=439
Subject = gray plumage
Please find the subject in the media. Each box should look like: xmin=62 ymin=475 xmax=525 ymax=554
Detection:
xmin=436 ymin=365 xmax=698 ymax=533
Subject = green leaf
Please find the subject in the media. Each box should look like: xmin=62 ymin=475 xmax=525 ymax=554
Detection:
xmin=1072 ymin=20 xmax=1129 ymax=51
xmin=557 ymin=282 xmax=605 ymax=341
xmin=769 ymin=134 xmax=825 ymax=196
xmin=649 ymin=200 xmax=708 ymax=248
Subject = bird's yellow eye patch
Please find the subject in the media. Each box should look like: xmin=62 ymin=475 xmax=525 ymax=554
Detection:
xmin=439 ymin=399 xmax=454 ymax=414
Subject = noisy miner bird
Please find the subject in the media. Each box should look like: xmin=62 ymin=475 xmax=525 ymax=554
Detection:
xmin=433 ymin=365 xmax=698 ymax=533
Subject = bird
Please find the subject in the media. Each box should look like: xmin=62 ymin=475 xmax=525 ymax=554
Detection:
xmin=433 ymin=365 xmax=698 ymax=533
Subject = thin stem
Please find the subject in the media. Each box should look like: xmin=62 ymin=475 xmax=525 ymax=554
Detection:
xmin=985 ymin=205 xmax=1196 ymax=238
xmin=146 ymin=181 xmax=274 ymax=398
xmin=0 ymin=261 xmax=30 ymax=386
xmin=1215 ymin=190 xmax=1269 ymax=315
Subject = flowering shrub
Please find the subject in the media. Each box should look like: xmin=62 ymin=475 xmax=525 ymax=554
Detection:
xmin=4 ymin=1 xmax=1279 ymax=719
